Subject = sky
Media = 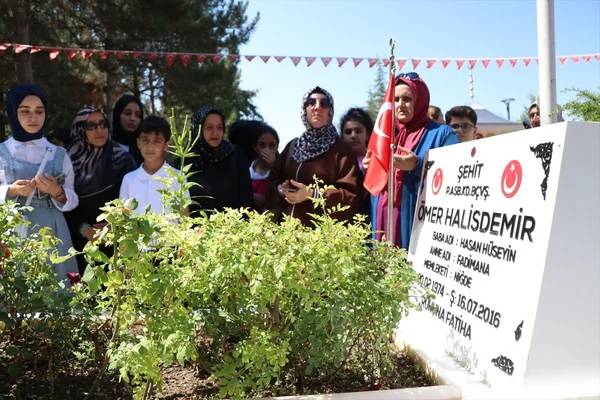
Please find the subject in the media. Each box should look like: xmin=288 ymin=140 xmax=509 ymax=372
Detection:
xmin=237 ymin=0 xmax=600 ymax=147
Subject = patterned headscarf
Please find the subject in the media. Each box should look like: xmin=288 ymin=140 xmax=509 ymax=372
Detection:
xmin=292 ymin=86 xmax=339 ymax=162
xmin=68 ymin=106 xmax=136 ymax=197
xmin=112 ymin=94 xmax=144 ymax=164
xmin=190 ymin=106 xmax=234 ymax=169
xmin=6 ymin=84 xmax=47 ymax=142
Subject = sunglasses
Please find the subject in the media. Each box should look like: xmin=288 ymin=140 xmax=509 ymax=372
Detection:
xmin=305 ymin=97 xmax=332 ymax=109
xmin=450 ymin=122 xmax=475 ymax=131
xmin=85 ymin=120 xmax=108 ymax=131
xmin=396 ymin=72 xmax=420 ymax=81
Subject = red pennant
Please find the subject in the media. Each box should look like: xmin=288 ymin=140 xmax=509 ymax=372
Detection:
xmin=259 ymin=55 xmax=270 ymax=63
xmin=29 ymin=47 xmax=42 ymax=54
xmin=67 ymin=50 xmax=78 ymax=60
xmin=165 ymin=54 xmax=176 ymax=66
xmin=114 ymin=51 xmax=126 ymax=60
xmin=368 ymin=58 xmax=379 ymax=68
xmin=382 ymin=59 xmax=390 ymax=67
xmin=14 ymin=44 xmax=30 ymax=54
xmin=290 ymin=56 xmax=301 ymax=66
xmin=49 ymin=49 xmax=60 ymax=60
xmin=509 ymin=59 xmax=518 ymax=68
xmin=481 ymin=59 xmax=490 ymax=69
xmin=396 ymin=59 xmax=407 ymax=70
xmin=571 ymin=55 xmax=580 ymax=63
xmin=496 ymin=59 xmax=504 ymax=68
xmin=441 ymin=59 xmax=451 ymax=69
xmin=456 ymin=59 xmax=465 ymax=69
xmin=364 ymin=72 xmax=395 ymax=195
xmin=131 ymin=52 xmax=142 ymax=60
xmin=195 ymin=54 xmax=206 ymax=63
xmin=411 ymin=59 xmax=421 ymax=69
xmin=321 ymin=57 xmax=332 ymax=67
xmin=468 ymin=59 xmax=477 ymax=69
xmin=559 ymin=56 xmax=568 ymax=65
xmin=0 ymin=43 xmax=10 ymax=51
xmin=81 ymin=50 xmax=93 ymax=60
xmin=147 ymin=52 xmax=159 ymax=62
xmin=426 ymin=59 xmax=436 ymax=69
xmin=228 ymin=54 xmax=240 ymax=62
xmin=336 ymin=57 xmax=348 ymax=67
xmin=523 ymin=58 xmax=532 ymax=67
xmin=595 ymin=55 xmax=600 ymax=61
xmin=211 ymin=54 xmax=223 ymax=63
xmin=274 ymin=55 xmax=286 ymax=63
xmin=244 ymin=55 xmax=255 ymax=62
xmin=180 ymin=54 xmax=191 ymax=66
xmin=305 ymin=56 xmax=316 ymax=66
xmin=583 ymin=55 xmax=591 ymax=63
xmin=352 ymin=57 xmax=363 ymax=67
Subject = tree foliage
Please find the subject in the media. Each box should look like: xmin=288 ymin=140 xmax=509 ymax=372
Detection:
xmin=562 ymin=87 xmax=600 ymax=122
xmin=365 ymin=61 xmax=386 ymax=120
xmin=0 ymin=0 xmax=259 ymax=139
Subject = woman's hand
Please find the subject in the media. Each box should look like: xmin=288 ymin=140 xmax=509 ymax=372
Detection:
xmin=363 ymin=149 xmax=372 ymax=169
xmin=259 ymin=148 xmax=276 ymax=168
xmin=7 ymin=179 xmax=36 ymax=197
xmin=34 ymin=174 xmax=66 ymax=202
xmin=393 ymin=145 xmax=417 ymax=171
xmin=278 ymin=179 xmax=309 ymax=204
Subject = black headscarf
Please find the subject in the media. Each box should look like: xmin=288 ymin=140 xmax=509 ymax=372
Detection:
xmin=190 ymin=106 xmax=234 ymax=169
xmin=292 ymin=86 xmax=339 ymax=162
xmin=6 ymin=84 xmax=47 ymax=142
xmin=112 ymin=94 xmax=144 ymax=164
xmin=68 ymin=106 xmax=136 ymax=198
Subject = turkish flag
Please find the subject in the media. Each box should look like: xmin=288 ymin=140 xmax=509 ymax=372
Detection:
xmin=363 ymin=73 xmax=394 ymax=195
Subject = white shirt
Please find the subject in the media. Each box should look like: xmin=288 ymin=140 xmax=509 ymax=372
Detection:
xmin=249 ymin=159 xmax=271 ymax=180
xmin=119 ymin=162 xmax=189 ymax=215
xmin=0 ymin=137 xmax=78 ymax=211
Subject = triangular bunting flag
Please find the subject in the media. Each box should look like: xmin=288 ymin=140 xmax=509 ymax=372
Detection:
xmin=411 ymin=59 xmax=421 ymax=69
xmin=244 ymin=55 xmax=255 ymax=62
xmin=509 ymin=59 xmax=518 ymax=67
xmin=30 ymin=47 xmax=42 ymax=54
xmin=228 ymin=54 xmax=240 ymax=62
xmin=0 ymin=43 xmax=10 ymax=51
xmin=571 ymin=55 xmax=580 ymax=63
xmin=114 ymin=51 xmax=126 ymax=60
xmin=426 ymin=59 xmax=436 ymax=69
xmin=396 ymin=59 xmax=406 ymax=70
xmin=305 ymin=57 xmax=316 ymax=67
xmin=81 ymin=50 xmax=93 ymax=60
xmin=131 ymin=52 xmax=142 ymax=59
xmin=67 ymin=50 xmax=78 ymax=60
xmin=291 ymin=56 xmax=301 ymax=66
xmin=468 ymin=59 xmax=477 ymax=69
xmin=98 ymin=51 xmax=110 ymax=60
xmin=259 ymin=55 xmax=270 ymax=63
xmin=496 ymin=59 xmax=504 ymax=68
xmin=195 ymin=55 xmax=206 ymax=63
xmin=482 ymin=59 xmax=490 ymax=69
xmin=368 ymin=58 xmax=379 ymax=68
xmin=595 ymin=55 xmax=600 ymax=61
xmin=211 ymin=54 xmax=223 ymax=63
xmin=559 ymin=56 xmax=568 ymax=64
xmin=583 ymin=55 xmax=591 ymax=63
xmin=147 ymin=53 xmax=159 ymax=62
xmin=180 ymin=54 xmax=191 ymax=66
xmin=49 ymin=49 xmax=60 ymax=60
xmin=165 ymin=54 xmax=176 ymax=67
xmin=523 ymin=58 xmax=532 ymax=67
xmin=352 ymin=57 xmax=363 ymax=67
xmin=321 ymin=57 xmax=332 ymax=67
xmin=274 ymin=55 xmax=286 ymax=63
xmin=441 ymin=59 xmax=451 ymax=68
xmin=456 ymin=59 xmax=465 ymax=69
xmin=382 ymin=59 xmax=390 ymax=67
xmin=14 ymin=44 xmax=30 ymax=54
xmin=337 ymin=57 xmax=348 ymax=67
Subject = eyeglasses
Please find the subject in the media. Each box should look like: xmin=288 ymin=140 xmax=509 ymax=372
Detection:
xmin=450 ymin=122 xmax=475 ymax=131
xmin=305 ymin=97 xmax=332 ymax=109
xmin=396 ymin=72 xmax=420 ymax=80
xmin=85 ymin=120 xmax=108 ymax=131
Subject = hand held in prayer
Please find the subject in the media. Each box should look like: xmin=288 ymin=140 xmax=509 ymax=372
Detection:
xmin=392 ymin=145 xmax=417 ymax=171
xmin=8 ymin=179 xmax=36 ymax=197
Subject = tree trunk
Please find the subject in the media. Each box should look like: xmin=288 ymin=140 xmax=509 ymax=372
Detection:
xmin=14 ymin=0 xmax=33 ymax=83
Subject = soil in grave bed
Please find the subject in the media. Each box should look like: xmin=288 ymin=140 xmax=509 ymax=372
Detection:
xmin=0 ymin=347 xmax=434 ymax=399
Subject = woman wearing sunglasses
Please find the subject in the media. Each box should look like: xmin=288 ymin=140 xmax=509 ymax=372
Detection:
xmin=66 ymin=106 xmax=136 ymax=273
xmin=267 ymin=86 xmax=362 ymax=226
xmin=366 ymin=72 xmax=458 ymax=248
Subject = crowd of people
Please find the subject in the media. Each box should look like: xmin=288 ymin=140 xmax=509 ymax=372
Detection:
xmin=1 ymin=74 xmax=536 ymax=283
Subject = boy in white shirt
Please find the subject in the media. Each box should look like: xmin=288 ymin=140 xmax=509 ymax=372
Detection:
xmin=119 ymin=116 xmax=189 ymax=215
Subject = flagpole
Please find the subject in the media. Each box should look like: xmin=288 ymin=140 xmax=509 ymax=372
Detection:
xmin=386 ymin=38 xmax=396 ymax=244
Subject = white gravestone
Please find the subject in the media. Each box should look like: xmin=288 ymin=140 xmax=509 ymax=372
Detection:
xmin=396 ymin=122 xmax=600 ymax=399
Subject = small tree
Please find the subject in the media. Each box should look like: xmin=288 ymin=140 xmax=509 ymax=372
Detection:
xmin=562 ymin=87 xmax=600 ymax=122
xmin=366 ymin=61 xmax=386 ymax=120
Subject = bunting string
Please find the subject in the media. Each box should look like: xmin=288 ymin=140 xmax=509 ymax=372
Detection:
xmin=1 ymin=43 xmax=598 ymax=70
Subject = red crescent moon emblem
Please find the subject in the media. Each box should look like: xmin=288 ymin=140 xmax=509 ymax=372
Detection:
xmin=432 ymin=168 xmax=443 ymax=195
xmin=501 ymin=160 xmax=523 ymax=198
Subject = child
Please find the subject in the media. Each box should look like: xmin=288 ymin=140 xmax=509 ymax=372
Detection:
xmin=119 ymin=116 xmax=188 ymax=215
xmin=249 ymin=123 xmax=279 ymax=211
xmin=0 ymin=84 xmax=79 ymax=283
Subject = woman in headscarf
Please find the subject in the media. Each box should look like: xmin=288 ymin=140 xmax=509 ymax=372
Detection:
xmin=65 ymin=106 xmax=136 ymax=273
xmin=367 ymin=72 xmax=458 ymax=248
xmin=112 ymin=94 xmax=144 ymax=165
xmin=187 ymin=106 xmax=254 ymax=215
xmin=0 ymin=84 xmax=79 ymax=283
xmin=266 ymin=86 xmax=362 ymax=226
